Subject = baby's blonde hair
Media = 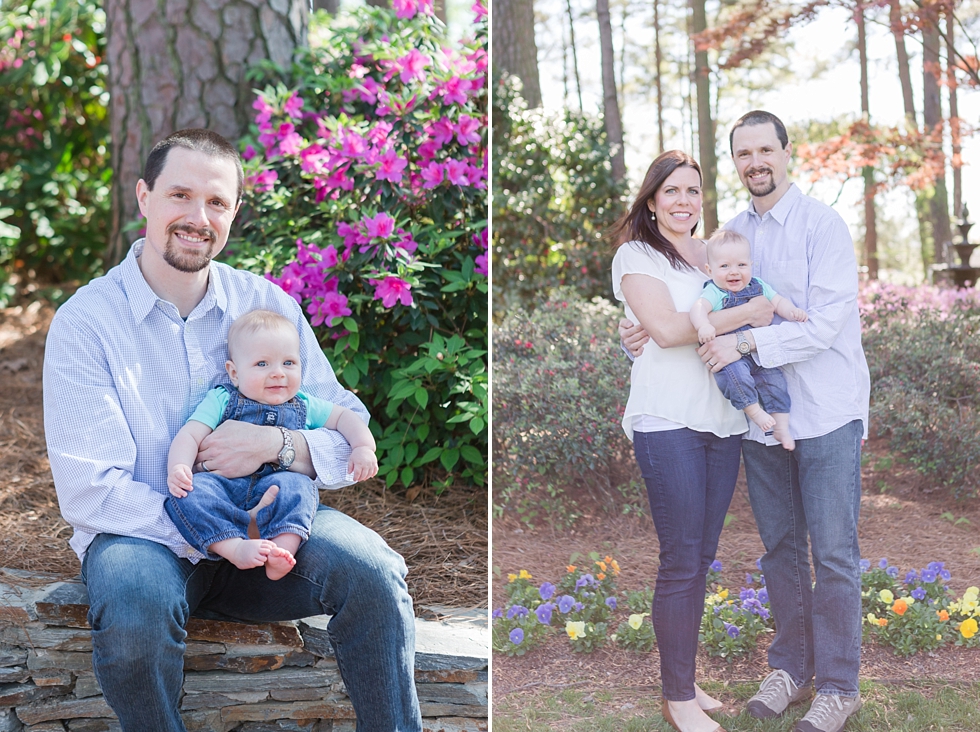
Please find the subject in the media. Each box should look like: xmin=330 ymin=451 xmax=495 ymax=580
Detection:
xmin=705 ymin=229 xmax=751 ymax=264
xmin=227 ymin=310 xmax=298 ymax=362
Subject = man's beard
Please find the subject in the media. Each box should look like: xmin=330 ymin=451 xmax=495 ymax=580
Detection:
xmin=164 ymin=223 xmax=217 ymax=273
xmin=745 ymin=167 xmax=777 ymax=197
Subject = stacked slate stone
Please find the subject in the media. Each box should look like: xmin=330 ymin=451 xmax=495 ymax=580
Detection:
xmin=0 ymin=571 xmax=487 ymax=732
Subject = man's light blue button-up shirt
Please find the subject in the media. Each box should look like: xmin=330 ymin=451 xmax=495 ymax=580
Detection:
xmin=726 ymin=184 xmax=870 ymax=444
xmin=43 ymin=240 xmax=368 ymax=563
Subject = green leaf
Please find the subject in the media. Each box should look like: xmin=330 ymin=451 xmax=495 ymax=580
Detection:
xmin=414 ymin=387 xmax=429 ymax=409
xmin=460 ymin=445 xmax=484 ymax=465
xmin=342 ymin=317 xmax=359 ymax=333
xmin=440 ymin=447 xmax=460 ymax=471
xmin=417 ymin=423 xmax=431 ymax=442
xmin=404 ymin=442 xmax=419 ymax=465
xmin=419 ymin=446 xmax=442 ymax=464
xmin=469 ymin=417 xmax=485 ymax=435
xmin=342 ymin=363 xmax=360 ymax=388
xmin=400 ymin=466 xmax=414 ymax=485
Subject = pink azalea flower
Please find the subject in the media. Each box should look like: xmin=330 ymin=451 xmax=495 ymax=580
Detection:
xmin=340 ymin=131 xmax=368 ymax=158
xmin=242 ymin=144 xmax=257 ymax=161
xmin=436 ymin=76 xmax=468 ymax=106
xmin=365 ymin=123 xmax=392 ymax=150
xmin=417 ymin=140 xmax=440 ymax=161
xmin=420 ymin=162 xmax=444 ymax=189
xmin=395 ymin=229 xmax=418 ymax=254
xmin=283 ymin=92 xmax=304 ymax=119
xmin=475 ymin=253 xmax=488 ymax=276
xmin=370 ymin=277 xmax=414 ymax=308
xmin=320 ymin=244 xmax=340 ymax=269
xmin=472 ymin=0 xmax=487 ymax=19
xmin=392 ymin=0 xmax=418 ymax=18
xmin=455 ymin=115 xmax=482 ymax=146
xmin=443 ymin=158 xmax=470 ymax=186
xmin=308 ymin=291 xmax=352 ymax=327
xmin=375 ymin=148 xmax=408 ymax=183
xmin=279 ymin=132 xmax=305 ymax=156
xmin=349 ymin=63 xmax=370 ymax=79
xmin=269 ymin=261 xmax=307 ymax=303
xmin=418 ymin=0 xmax=434 ymax=14
xmin=363 ymin=212 xmax=396 ymax=240
xmin=427 ymin=117 xmax=455 ymax=146
xmin=394 ymin=49 xmax=430 ymax=83
xmin=257 ymin=131 xmax=278 ymax=151
xmin=249 ymin=169 xmax=278 ymax=192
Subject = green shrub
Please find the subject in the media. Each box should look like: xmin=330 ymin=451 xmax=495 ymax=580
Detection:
xmin=490 ymin=73 xmax=624 ymax=316
xmin=492 ymin=289 xmax=636 ymax=526
xmin=0 ymin=0 xmax=111 ymax=302
xmin=860 ymin=283 xmax=980 ymax=497
xmin=228 ymin=4 xmax=488 ymax=489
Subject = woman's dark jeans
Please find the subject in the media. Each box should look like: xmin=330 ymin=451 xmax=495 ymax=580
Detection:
xmin=633 ymin=428 xmax=742 ymax=701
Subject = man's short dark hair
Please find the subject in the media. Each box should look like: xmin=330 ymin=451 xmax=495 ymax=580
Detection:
xmin=729 ymin=111 xmax=789 ymax=156
xmin=143 ymin=129 xmax=244 ymax=202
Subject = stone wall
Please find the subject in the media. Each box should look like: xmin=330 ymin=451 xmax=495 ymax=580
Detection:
xmin=0 ymin=571 xmax=488 ymax=731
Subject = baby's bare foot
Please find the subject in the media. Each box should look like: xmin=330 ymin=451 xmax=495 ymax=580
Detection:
xmin=745 ymin=403 xmax=775 ymax=431
xmin=265 ymin=545 xmax=296 ymax=581
xmin=772 ymin=412 xmax=795 ymax=451
xmin=223 ymin=539 xmax=274 ymax=570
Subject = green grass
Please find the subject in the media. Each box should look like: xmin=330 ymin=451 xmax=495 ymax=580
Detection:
xmin=492 ymin=681 xmax=980 ymax=732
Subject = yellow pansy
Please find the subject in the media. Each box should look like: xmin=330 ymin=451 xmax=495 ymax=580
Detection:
xmin=518 ymin=569 xmax=532 ymax=580
xmin=964 ymin=587 xmax=979 ymax=603
xmin=878 ymin=589 xmax=894 ymax=604
xmin=628 ymin=614 xmax=645 ymax=630
xmin=718 ymin=589 xmax=729 ymax=599
xmin=507 ymin=573 xmax=517 ymax=583
xmin=611 ymin=559 xmax=621 ymax=575
xmin=566 ymin=621 xmax=587 ymax=640
xmin=596 ymin=561 xmax=608 ymax=572
xmin=866 ymin=613 xmax=878 ymax=625
xmin=960 ymin=618 xmax=978 ymax=639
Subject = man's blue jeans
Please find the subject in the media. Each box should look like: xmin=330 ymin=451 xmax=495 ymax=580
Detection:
xmin=741 ymin=419 xmax=863 ymax=697
xmin=82 ymin=505 xmax=423 ymax=731
xmin=633 ymin=428 xmax=742 ymax=701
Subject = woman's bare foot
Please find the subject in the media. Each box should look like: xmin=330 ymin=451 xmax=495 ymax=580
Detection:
xmin=744 ymin=403 xmax=775 ymax=431
xmin=663 ymin=698 xmax=724 ymax=732
xmin=265 ymin=545 xmax=296 ymax=580
xmin=694 ymin=684 xmax=723 ymax=713
xmin=210 ymin=537 xmax=275 ymax=570
xmin=772 ymin=413 xmax=795 ymax=450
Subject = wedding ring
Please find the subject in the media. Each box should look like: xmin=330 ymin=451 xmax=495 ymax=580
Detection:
xmin=202 ymin=461 xmax=210 ymax=472
xmin=708 ymin=362 xmax=716 ymax=368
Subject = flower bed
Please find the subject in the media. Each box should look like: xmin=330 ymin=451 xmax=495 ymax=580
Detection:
xmin=492 ymin=553 xmax=980 ymax=661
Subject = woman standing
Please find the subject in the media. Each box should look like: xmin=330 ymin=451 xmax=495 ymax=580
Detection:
xmin=610 ymin=150 xmax=770 ymax=732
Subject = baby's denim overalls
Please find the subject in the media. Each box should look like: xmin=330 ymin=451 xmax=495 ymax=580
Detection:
xmin=165 ymin=386 xmax=319 ymax=559
xmin=709 ymin=278 xmax=792 ymax=415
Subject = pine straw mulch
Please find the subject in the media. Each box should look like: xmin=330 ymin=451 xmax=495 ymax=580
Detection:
xmin=492 ymin=435 xmax=980 ymax=702
xmin=0 ymin=302 xmax=487 ymax=613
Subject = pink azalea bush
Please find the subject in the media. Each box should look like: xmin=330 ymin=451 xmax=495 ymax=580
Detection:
xmin=229 ymin=2 xmax=487 ymax=489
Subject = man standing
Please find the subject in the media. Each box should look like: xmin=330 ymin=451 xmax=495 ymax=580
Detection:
xmin=622 ymin=111 xmax=870 ymax=732
xmin=43 ymin=129 xmax=423 ymax=732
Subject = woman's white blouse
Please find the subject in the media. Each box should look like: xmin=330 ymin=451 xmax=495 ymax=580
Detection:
xmin=611 ymin=241 xmax=748 ymax=441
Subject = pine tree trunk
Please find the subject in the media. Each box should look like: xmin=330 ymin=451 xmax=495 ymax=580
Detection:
xmin=922 ymin=13 xmax=952 ymax=265
xmin=492 ymin=0 xmax=542 ymax=107
xmin=566 ymin=0 xmax=583 ymax=112
xmin=596 ymin=0 xmax=625 ymax=181
xmin=313 ymin=0 xmax=340 ymax=13
xmin=654 ymin=0 xmax=664 ymax=153
xmin=690 ymin=0 xmax=716 ymax=235
xmin=947 ymin=14 xmax=962 ymax=219
xmin=103 ymin=0 xmax=307 ymax=268
xmin=857 ymin=3 xmax=878 ymax=280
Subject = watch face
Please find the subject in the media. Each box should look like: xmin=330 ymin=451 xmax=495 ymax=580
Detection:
xmin=738 ymin=342 xmax=751 ymax=354
xmin=280 ymin=447 xmax=296 ymax=467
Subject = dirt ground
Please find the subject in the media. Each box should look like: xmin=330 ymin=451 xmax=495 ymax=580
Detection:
xmin=492 ymin=431 xmax=980 ymax=700
xmin=0 ymin=303 xmax=487 ymax=613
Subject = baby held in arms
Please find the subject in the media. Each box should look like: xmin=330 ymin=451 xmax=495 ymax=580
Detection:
xmin=690 ymin=230 xmax=807 ymax=450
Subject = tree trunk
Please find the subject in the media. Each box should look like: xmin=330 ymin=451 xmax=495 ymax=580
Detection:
xmin=565 ymin=0 xmax=583 ymax=112
xmin=690 ymin=0 xmax=716 ymax=235
xmin=922 ymin=10 xmax=953 ymax=265
xmin=597 ymin=0 xmax=625 ymax=181
xmin=654 ymin=0 xmax=664 ymax=153
xmin=313 ymin=0 xmax=340 ymax=13
xmin=857 ymin=3 xmax=878 ymax=280
xmin=104 ymin=0 xmax=307 ymax=268
xmin=947 ymin=13 xmax=962 ymax=219
xmin=492 ymin=0 xmax=542 ymax=107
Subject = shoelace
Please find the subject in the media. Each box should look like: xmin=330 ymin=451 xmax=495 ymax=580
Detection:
xmin=755 ymin=669 xmax=796 ymax=705
xmin=805 ymin=695 xmax=846 ymax=725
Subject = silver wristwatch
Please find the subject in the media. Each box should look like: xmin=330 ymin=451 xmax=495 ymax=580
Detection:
xmin=736 ymin=331 xmax=752 ymax=356
xmin=277 ymin=426 xmax=295 ymax=470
